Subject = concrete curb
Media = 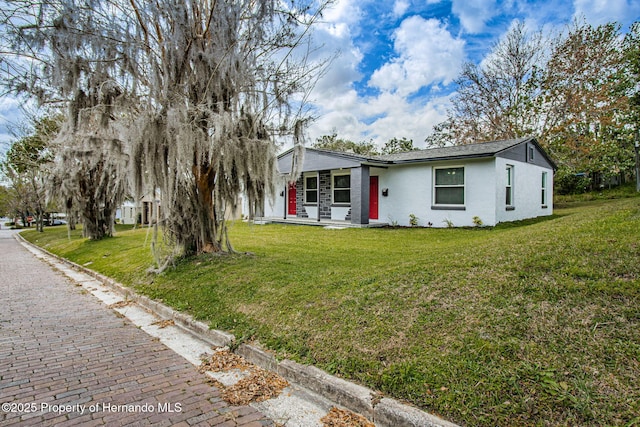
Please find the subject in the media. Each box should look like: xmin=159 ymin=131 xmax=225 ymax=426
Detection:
xmin=16 ymin=233 xmax=459 ymax=427
xmin=375 ymin=398 xmax=460 ymax=427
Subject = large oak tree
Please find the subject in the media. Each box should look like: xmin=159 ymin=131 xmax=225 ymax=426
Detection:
xmin=2 ymin=0 xmax=331 ymax=266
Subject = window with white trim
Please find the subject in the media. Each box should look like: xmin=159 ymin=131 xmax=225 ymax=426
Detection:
xmin=434 ymin=167 xmax=464 ymax=205
xmin=304 ymin=176 xmax=317 ymax=204
xmin=333 ymin=173 xmax=350 ymax=204
xmin=541 ymin=172 xmax=548 ymax=207
xmin=506 ymin=165 xmax=514 ymax=207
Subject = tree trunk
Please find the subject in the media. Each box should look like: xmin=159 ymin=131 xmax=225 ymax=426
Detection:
xmin=193 ymin=163 xmax=220 ymax=254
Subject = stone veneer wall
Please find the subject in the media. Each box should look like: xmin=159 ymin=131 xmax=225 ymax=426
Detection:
xmin=319 ymin=171 xmax=332 ymax=219
xmin=294 ymin=171 xmax=349 ymax=220
xmin=295 ymin=179 xmax=308 ymax=218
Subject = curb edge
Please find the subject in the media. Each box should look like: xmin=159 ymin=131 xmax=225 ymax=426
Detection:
xmin=16 ymin=233 xmax=459 ymax=427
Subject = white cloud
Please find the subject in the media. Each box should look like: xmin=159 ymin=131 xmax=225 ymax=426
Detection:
xmin=308 ymin=106 xmax=366 ymax=142
xmin=392 ymin=0 xmax=410 ymax=17
xmin=322 ymin=0 xmax=364 ymax=31
xmin=307 ymin=90 xmax=452 ymax=148
xmin=0 ymin=96 xmax=21 ymax=121
xmin=305 ymin=4 xmax=461 ymax=147
xmin=368 ymin=16 xmax=465 ymax=96
xmin=362 ymin=93 xmax=451 ymax=146
xmin=308 ymin=1 xmax=365 ymax=110
xmin=452 ymin=0 xmax=498 ymax=33
xmin=573 ymin=0 xmax=640 ymax=26
xmin=310 ymin=45 xmax=363 ymax=102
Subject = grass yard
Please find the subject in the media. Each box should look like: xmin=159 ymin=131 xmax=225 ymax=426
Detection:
xmin=22 ymin=193 xmax=640 ymax=426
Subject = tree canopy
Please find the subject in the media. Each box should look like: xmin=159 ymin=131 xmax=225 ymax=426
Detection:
xmin=1 ymin=115 xmax=60 ymax=231
xmin=2 ymin=0 xmax=333 ymax=265
xmin=427 ymin=20 xmax=639 ymax=193
xmin=381 ymin=137 xmax=417 ymax=155
xmin=312 ymin=132 xmax=379 ymax=155
xmin=313 ymin=133 xmax=418 ymax=156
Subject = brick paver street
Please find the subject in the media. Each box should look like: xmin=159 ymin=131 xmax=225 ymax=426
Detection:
xmin=0 ymin=229 xmax=274 ymax=426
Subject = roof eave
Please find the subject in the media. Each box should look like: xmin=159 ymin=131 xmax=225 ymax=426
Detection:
xmin=389 ymin=152 xmax=497 ymax=165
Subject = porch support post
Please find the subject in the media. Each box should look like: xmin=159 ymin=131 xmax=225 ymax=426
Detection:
xmin=284 ymin=184 xmax=287 ymax=220
xmin=317 ymin=171 xmax=321 ymax=222
xmin=351 ymin=166 xmax=370 ymax=225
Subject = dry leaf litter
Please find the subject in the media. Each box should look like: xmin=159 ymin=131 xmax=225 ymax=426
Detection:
xmin=151 ymin=319 xmax=175 ymax=329
xmin=199 ymin=349 xmax=289 ymax=406
xmin=320 ymin=407 xmax=375 ymax=427
xmin=108 ymin=300 xmax=133 ymax=309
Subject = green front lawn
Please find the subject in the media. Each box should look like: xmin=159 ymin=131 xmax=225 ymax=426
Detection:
xmin=22 ymin=195 xmax=640 ymax=426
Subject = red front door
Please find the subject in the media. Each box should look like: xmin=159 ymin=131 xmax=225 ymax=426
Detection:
xmin=288 ymin=183 xmax=297 ymax=215
xmin=369 ymin=176 xmax=379 ymax=220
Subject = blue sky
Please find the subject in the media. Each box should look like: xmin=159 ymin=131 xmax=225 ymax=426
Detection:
xmin=1 ymin=0 xmax=639 ymax=153
xmin=303 ymin=0 xmax=640 ymax=148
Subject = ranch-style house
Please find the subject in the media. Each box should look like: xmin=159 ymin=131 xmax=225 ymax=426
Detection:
xmin=261 ymin=136 xmax=556 ymax=228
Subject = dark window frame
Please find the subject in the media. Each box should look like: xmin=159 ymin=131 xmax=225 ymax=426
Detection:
xmin=433 ymin=166 xmax=465 ymax=207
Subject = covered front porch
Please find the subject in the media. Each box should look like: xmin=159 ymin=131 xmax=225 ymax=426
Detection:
xmin=263 ymin=147 xmax=389 ymax=226
xmin=280 ymin=165 xmax=379 ymax=225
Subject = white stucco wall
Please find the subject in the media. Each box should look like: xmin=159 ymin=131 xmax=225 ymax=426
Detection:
xmin=377 ymin=159 xmax=498 ymax=227
xmin=494 ymin=157 xmax=553 ymax=224
xmin=331 ymin=206 xmax=350 ymax=221
xmin=264 ymin=185 xmax=286 ymax=218
xmin=461 ymin=159 xmax=497 ymax=226
xmin=376 ymin=164 xmax=429 ymax=226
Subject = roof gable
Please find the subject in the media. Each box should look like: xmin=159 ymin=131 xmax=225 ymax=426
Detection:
xmin=276 ymin=147 xmax=379 ymax=174
xmin=497 ymin=139 xmax=557 ymax=170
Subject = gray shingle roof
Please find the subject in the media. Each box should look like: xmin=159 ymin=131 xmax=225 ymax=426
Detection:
xmin=375 ymin=137 xmax=534 ymax=162
xmin=280 ymin=136 xmax=556 ymax=169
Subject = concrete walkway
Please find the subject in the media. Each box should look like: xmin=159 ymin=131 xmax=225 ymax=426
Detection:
xmin=0 ymin=228 xmax=273 ymax=426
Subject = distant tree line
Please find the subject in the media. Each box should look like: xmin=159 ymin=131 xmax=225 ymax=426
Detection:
xmin=0 ymin=116 xmax=61 ymax=231
xmin=312 ymin=132 xmax=418 ymax=156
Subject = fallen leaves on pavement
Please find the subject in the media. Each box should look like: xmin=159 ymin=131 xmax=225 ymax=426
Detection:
xmin=199 ymin=348 xmax=289 ymax=406
xmin=108 ymin=300 xmax=133 ymax=309
xmin=221 ymin=369 xmax=289 ymax=405
xmin=198 ymin=348 xmax=253 ymax=372
xmin=320 ymin=407 xmax=375 ymax=427
xmin=151 ymin=319 xmax=175 ymax=329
